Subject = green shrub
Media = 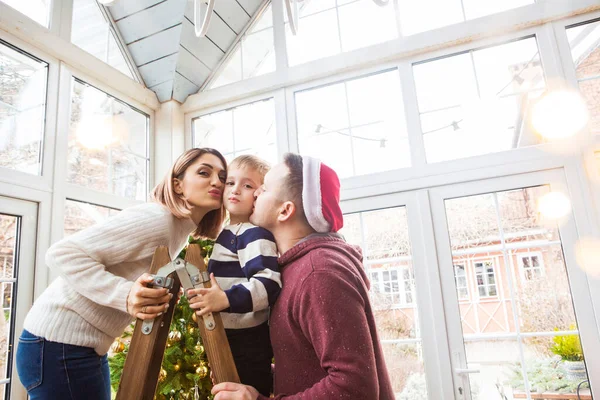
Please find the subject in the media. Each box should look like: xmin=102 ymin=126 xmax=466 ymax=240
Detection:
xmin=550 ymin=326 xmax=583 ymax=362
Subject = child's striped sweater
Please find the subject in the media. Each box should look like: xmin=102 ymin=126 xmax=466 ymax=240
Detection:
xmin=208 ymin=222 xmax=281 ymax=329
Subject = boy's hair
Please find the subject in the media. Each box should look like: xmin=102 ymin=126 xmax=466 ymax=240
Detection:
xmin=151 ymin=147 xmax=227 ymax=239
xmin=229 ymin=154 xmax=270 ymax=183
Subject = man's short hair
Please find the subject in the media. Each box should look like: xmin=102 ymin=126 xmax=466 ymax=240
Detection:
xmin=282 ymin=153 xmax=311 ymax=227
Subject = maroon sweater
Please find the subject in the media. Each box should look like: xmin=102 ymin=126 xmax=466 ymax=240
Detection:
xmin=258 ymin=234 xmax=394 ymax=400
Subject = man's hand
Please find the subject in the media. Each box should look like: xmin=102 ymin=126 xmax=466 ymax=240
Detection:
xmin=212 ymin=382 xmax=259 ymax=400
xmin=188 ymin=273 xmax=230 ymax=316
xmin=126 ymin=273 xmax=172 ymax=320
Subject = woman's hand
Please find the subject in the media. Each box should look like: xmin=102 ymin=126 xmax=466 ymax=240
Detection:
xmin=188 ymin=273 xmax=230 ymax=316
xmin=126 ymin=273 xmax=172 ymax=320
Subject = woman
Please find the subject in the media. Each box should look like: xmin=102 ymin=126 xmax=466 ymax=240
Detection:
xmin=16 ymin=148 xmax=228 ymax=400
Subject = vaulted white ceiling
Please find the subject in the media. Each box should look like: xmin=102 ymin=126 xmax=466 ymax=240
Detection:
xmin=108 ymin=0 xmax=265 ymax=102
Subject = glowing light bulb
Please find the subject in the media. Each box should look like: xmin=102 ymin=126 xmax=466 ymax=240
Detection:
xmin=531 ymin=90 xmax=589 ymax=140
xmin=537 ymin=191 xmax=571 ymax=220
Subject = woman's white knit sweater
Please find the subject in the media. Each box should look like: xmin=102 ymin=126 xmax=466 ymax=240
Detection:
xmin=23 ymin=202 xmax=197 ymax=355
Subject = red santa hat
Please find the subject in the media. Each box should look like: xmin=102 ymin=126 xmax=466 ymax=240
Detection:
xmin=301 ymin=156 xmax=344 ymax=233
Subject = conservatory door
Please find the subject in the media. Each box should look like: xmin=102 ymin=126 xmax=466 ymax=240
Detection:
xmin=429 ymin=169 xmax=600 ymax=400
xmin=0 ymin=196 xmax=37 ymax=400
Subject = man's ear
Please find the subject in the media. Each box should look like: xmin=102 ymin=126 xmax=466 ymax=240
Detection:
xmin=173 ymin=178 xmax=183 ymax=195
xmin=278 ymin=201 xmax=296 ymax=222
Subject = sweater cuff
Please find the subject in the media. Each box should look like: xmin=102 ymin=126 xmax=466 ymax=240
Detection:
xmin=117 ymin=281 xmax=135 ymax=314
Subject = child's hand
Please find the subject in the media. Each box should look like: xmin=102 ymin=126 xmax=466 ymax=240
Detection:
xmin=188 ymin=273 xmax=230 ymax=317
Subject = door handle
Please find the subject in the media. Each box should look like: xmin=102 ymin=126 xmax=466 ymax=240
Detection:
xmin=455 ymin=365 xmax=481 ymax=374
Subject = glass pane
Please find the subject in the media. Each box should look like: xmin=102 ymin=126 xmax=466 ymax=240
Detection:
xmin=286 ymin=10 xmax=341 ymax=66
xmin=444 ymin=187 xmax=593 ymax=398
xmin=567 ymin=20 xmax=600 ymax=137
xmin=567 ymin=20 xmax=600 ymax=80
xmin=0 ymin=214 xmax=19 ymax=389
xmin=339 ymin=207 xmax=427 ymax=396
xmin=398 ymin=0 xmax=463 ymax=36
xmin=296 ymin=70 xmax=409 ymax=178
xmin=211 ymin=5 xmax=274 ymax=89
xmin=462 ymin=0 xmax=533 ymax=21
xmin=399 ymin=0 xmax=532 ymax=37
xmin=64 ymin=199 xmax=120 ymax=237
xmin=0 ymin=0 xmax=51 ymax=27
xmin=68 ymin=80 xmax=149 ymax=200
xmin=497 ymin=187 xmax=560 ymax=243
xmin=414 ymin=37 xmax=546 ymax=163
xmin=241 ymin=28 xmax=275 ymax=79
xmin=0 ymin=42 xmax=48 ymax=176
xmin=71 ymin=0 xmax=134 ymax=79
xmin=211 ymin=46 xmax=243 ymax=89
xmin=576 ymin=79 xmax=600 ymax=136
xmin=193 ymin=99 xmax=277 ymax=165
xmin=338 ymin=0 xmax=398 ymax=52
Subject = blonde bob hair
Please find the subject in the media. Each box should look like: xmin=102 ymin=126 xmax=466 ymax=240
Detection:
xmin=151 ymin=148 xmax=227 ymax=239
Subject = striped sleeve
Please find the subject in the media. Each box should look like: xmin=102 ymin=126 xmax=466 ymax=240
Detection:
xmin=224 ymin=224 xmax=281 ymax=313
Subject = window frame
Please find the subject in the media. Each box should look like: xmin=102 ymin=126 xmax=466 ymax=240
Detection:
xmin=453 ymin=263 xmax=470 ymax=301
xmin=518 ymin=251 xmax=545 ymax=281
xmin=185 ymin=91 xmax=284 ymax=161
xmin=473 ymin=259 xmax=499 ymax=299
xmin=0 ymin=30 xmax=60 ymax=193
xmin=370 ymin=266 xmax=415 ymax=308
xmin=51 ymin=62 xmax=153 ymax=247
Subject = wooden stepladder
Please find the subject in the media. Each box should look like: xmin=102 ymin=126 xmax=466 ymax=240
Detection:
xmin=117 ymin=244 xmax=240 ymax=400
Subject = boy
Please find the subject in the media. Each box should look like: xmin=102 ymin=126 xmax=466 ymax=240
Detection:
xmin=188 ymin=155 xmax=280 ymax=396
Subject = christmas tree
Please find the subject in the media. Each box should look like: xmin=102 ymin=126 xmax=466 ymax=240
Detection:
xmin=108 ymin=237 xmax=215 ymax=400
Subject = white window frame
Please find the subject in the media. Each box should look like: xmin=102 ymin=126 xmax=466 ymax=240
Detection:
xmin=184 ymin=20 xmax=583 ymax=198
xmin=49 ymin=62 xmax=153 ymax=280
xmin=0 ymin=0 xmax=158 ymax=111
xmin=369 ymin=266 xmax=415 ymax=308
xmin=453 ymin=264 xmax=470 ymax=301
xmin=0 ymin=30 xmax=60 ymax=194
xmin=518 ymin=251 xmax=545 ymax=281
xmin=185 ymin=90 xmax=287 ymax=161
xmin=473 ymin=259 xmax=498 ymax=299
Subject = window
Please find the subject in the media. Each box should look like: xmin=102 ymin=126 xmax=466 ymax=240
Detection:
xmin=454 ymin=264 xmax=469 ymax=300
xmin=295 ymin=70 xmax=410 ymax=178
xmin=286 ymin=0 xmax=399 ymax=66
xmin=68 ymin=79 xmax=149 ymax=201
xmin=340 ymin=207 xmax=427 ymax=396
xmin=71 ymin=0 xmax=135 ymax=79
xmin=0 ymin=0 xmax=51 ymax=27
xmin=369 ymin=267 xmax=414 ymax=307
xmin=64 ymin=200 xmax=120 ymax=237
xmin=474 ymin=260 xmax=497 ymax=298
xmin=413 ymin=36 xmax=545 ymax=163
xmin=567 ymin=19 xmax=600 ymax=136
xmin=284 ymin=0 xmax=532 ymax=66
xmin=192 ymin=98 xmax=277 ymax=165
xmin=211 ymin=5 xmax=275 ymax=88
xmin=0 ymin=41 xmax=48 ymax=176
xmin=399 ymin=0 xmax=533 ymax=36
xmin=520 ymin=253 xmax=544 ymax=280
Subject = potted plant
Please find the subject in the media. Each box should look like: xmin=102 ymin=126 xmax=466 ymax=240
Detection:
xmin=550 ymin=326 xmax=586 ymax=381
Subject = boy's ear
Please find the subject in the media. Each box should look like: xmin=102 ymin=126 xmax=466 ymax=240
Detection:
xmin=173 ymin=178 xmax=183 ymax=195
xmin=278 ymin=201 xmax=296 ymax=222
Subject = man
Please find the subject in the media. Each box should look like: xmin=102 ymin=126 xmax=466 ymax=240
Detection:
xmin=211 ymin=153 xmax=394 ymax=400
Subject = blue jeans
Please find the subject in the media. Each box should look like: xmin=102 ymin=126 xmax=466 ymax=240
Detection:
xmin=16 ymin=330 xmax=111 ymax=400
